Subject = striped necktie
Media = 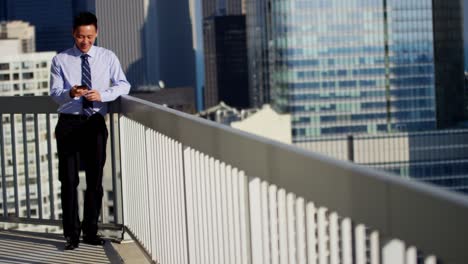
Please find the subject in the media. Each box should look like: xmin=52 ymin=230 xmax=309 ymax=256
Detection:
xmin=81 ymin=54 xmax=94 ymax=116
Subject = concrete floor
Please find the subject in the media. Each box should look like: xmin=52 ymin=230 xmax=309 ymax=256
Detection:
xmin=0 ymin=230 xmax=150 ymax=264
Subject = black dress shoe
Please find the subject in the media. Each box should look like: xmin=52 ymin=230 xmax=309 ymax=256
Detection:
xmin=64 ymin=237 xmax=79 ymax=250
xmin=83 ymin=235 xmax=105 ymax=245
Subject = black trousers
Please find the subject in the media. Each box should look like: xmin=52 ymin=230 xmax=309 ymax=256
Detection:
xmin=55 ymin=113 xmax=108 ymax=239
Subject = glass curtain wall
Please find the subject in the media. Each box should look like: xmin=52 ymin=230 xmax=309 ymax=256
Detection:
xmin=387 ymin=0 xmax=436 ymax=132
xmin=268 ymin=0 xmax=436 ymax=142
xmin=246 ymin=0 xmax=271 ymax=107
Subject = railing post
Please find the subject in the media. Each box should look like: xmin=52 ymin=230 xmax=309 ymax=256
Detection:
xmin=249 ymin=177 xmax=263 ymax=264
xmin=341 ymin=218 xmax=352 ymax=264
xmin=109 ymin=113 xmax=120 ymax=225
xmin=144 ymin=127 xmax=156 ymax=262
xmin=406 ymin=246 xmax=417 ymax=264
xmin=306 ymin=203 xmax=318 ymax=263
xmin=382 ymin=239 xmax=405 ymax=264
xmin=34 ymin=114 xmax=43 ymax=219
xmin=46 ymin=113 xmax=55 ymax=220
xmin=317 ymin=207 xmax=328 ymax=264
xmin=347 ymin=134 xmax=354 ymax=162
xmin=10 ymin=114 xmax=19 ymax=217
xmin=22 ymin=113 xmax=31 ymax=218
xmin=370 ymin=231 xmax=380 ymax=264
xmin=181 ymin=145 xmax=191 ymax=264
xmin=354 ymin=224 xmax=366 ymax=264
xmin=0 ymin=114 xmax=8 ymax=218
xmin=118 ymin=116 xmax=131 ymax=242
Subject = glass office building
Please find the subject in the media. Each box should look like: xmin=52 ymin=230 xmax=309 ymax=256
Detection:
xmin=245 ymin=0 xmax=271 ymax=107
xmin=247 ymin=0 xmax=464 ymax=142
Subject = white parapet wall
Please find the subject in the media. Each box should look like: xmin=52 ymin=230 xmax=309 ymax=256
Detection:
xmin=231 ymin=104 xmax=292 ymax=144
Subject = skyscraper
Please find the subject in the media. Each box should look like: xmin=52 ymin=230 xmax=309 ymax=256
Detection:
xmin=189 ymin=0 xmax=205 ymax=110
xmin=247 ymin=0 xmax=465 ymax=142
xmin=93 ymin=0 xmax=195 ymax=90
xmin=204 ymin=15 xmax=249 ymax=108
xmin=202 ymin=0 xmax=250 ymax=109
xmin=245 ymin=0 xmax=270 ymax=107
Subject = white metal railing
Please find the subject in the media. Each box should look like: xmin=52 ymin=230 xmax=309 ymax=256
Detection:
xmin=119 ymin=95 xmax=468 ymax=264
xmin=1 ymin=96 xmax=468 ymax=263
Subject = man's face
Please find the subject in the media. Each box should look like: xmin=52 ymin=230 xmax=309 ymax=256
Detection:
xmin=73 ymin=25 xmax=98 ymax=53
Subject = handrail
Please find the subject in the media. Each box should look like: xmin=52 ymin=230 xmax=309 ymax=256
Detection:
xmin=120 ymin=94 xmax=468 ymax=263
xmin=0 ymin=96 xmax=121 ymax=114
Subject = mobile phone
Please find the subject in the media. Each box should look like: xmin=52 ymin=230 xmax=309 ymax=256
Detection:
xmin=77 ymin=85 xmax=88 ymax=90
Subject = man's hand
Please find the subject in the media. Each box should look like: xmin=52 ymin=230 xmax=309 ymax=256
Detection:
xmin=70 ymin=85 xmax=88 ymax=98
xmin=84 ymin=90 xmax=102 ymax=102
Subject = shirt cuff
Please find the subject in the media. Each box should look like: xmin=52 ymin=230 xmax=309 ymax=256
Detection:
xmin=100 ymin=91 xmax=113 ymax=103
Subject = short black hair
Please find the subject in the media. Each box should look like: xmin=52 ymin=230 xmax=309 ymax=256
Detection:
xmin=73 ymin=12 xmax=98 ymax=31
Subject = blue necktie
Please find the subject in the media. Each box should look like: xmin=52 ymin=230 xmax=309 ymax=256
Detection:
xmin=81 ymin=54 xmax=93 ymax=116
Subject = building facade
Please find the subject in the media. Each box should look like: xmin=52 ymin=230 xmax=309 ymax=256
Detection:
xmin=0 ymin=21 xmax=35 ymax=53
xmin=189 ymin=0 xmax=205 ymax=110
xmin=297 ymin=129 xmax=468 ymax=195
xmin=247 ymin=0 xmax=465 ymax=142
xmin=202 ymin=0 xmax=249 ymax=109
xmin=95 ymin=0 xmax=195 ymax=91
xmin=245 ymin=0 xmax=270 ymax=107
xmin=203 ymin=15 xmax=249 ymax=108
xmin=202 ymin=0 xmax=243 ymax=17
xmin=0 ymin=51 xmax=62 ymax=229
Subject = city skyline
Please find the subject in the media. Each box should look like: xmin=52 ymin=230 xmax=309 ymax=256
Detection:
xmin=2 ymin=1 xmax=466 ymax=111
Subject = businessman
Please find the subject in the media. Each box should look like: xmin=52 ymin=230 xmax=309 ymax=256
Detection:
xmin=50 ymin=12 xmax=130 ymax=250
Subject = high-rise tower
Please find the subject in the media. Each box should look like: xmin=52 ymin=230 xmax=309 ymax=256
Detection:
xmin=202 ymin=0 xmax=249 ymax=109
xmin=94 ymin=0 xmax=195 ymax=90
xmin=247 ymin=0 xmax=465 ymax=142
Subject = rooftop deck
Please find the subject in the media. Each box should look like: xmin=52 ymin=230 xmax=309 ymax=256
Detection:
xmin=1 ymin=95 xmax=468 ymax=264
xmin=0 ymin=230 xmax=149 ymax=263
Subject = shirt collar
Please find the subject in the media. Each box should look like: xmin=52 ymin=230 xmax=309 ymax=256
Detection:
xmin=72 ymin=44 xmax=97 ymax=58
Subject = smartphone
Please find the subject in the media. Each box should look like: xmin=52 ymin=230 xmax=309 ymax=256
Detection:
xmin=77 ymin=85 xmax=88 ymax=90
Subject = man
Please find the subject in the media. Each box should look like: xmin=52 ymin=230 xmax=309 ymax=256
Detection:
xmin=50 ymin=12 xmax=130 ymax=250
